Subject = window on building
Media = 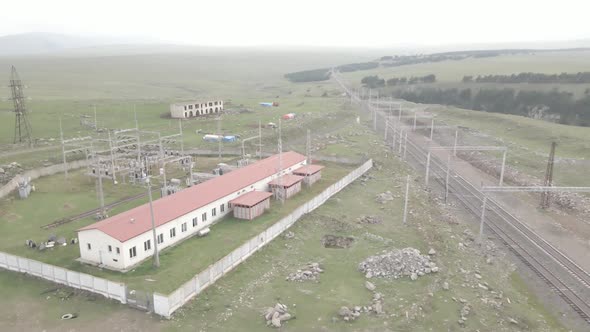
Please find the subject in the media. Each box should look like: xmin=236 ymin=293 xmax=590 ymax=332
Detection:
xmin=144 ymin=239 xmax=151 ymax=251
xmin=195 ymin=104 xmax=199 ymax=109
xmin=202 ymin=212 xmax=207 ymax=221
xmin=108 ymin=245 xmax=112 ymax=253
xmin=129 ymin=246 xmax=137 ymax=258
xmin=157 ymin=233 xmax=164 ymax=244
xmin=228 ymin=202 xmax=232 ymax=208
xmin=212 ymin=207 xmax=217 ymax=217
xmin=170 ymin=227 xmax=176 ymax=238
xmin=181 ymin=222 xmax=187 ymax=232
xmin=209 ymin=102 xmax=213 ymax=106
xmin=87 ymin=243 xmax=92 ymax=250
xmin=220 ymin=204 xmax=225 ymax=213
xmin=192 ymin=217 xmax=198 ymax=227
xmin=188 ymin=104 xmax=193 ymax=109
xmin=116 ymin=247 xmax=120 ymax=254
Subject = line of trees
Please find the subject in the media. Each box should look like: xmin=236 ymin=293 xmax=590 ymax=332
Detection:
xmin=387 ymin=74 xmax=436 ymax=85
xmin=391 ymin=87 xmax=590 ymax=126
xmin=361 ymin=74 xmax=437 ymax=88
xmin=337 ymin=62 xmax=379 ymax=72
xmin=463 ymin=72 xmax=590 ymax=84
xmin=284 ymin=68 xmax=331 ymax=82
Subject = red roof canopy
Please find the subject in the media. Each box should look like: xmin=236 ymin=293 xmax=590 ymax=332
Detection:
xmin=292 ymin=164 xmax=324 ymax=176
xmin=78 ymin=151 xmax=306 ymax=242
xmin=269 ymin=174 xmax=304 ymax=187
xmin=230 ymin=191 xmax=273 ymax=207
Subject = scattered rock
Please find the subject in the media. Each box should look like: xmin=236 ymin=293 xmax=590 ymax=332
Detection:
xmin=263 ymin=303 xmax=293 ymax=328
xmin=338 ymin=305 xmax=363 ymax=322
xmin=322 ymin=235 xmax=354 ymax=249
xmin=283 ymin=231 xmax=295 ymax=239
xmin=428 ymin=248 xmax=436 ymax=255
xmin=286 ymin=262 xmax=323 ymax=282
xmin=365 ymin=281 xmax=376 ymax=291
xmin=357 ymin=215 xmax=383 ymax=224
xmin=508 ymin=317 xmax=518 ymax=325
xmin=358 ymin=247 xmax=438 ymax=280
xmin=442 ymin=281 xmax=450 ymax=291
xmin=375 ymin=191 xmax=394 ymax=204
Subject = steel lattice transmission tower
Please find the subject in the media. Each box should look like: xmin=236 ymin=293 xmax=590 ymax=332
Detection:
xmin=9 ymin=66 xmax=33 ymax=145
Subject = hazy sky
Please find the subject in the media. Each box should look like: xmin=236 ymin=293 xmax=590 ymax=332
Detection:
xmin=1 ymin=0 xmax=589 ymax=47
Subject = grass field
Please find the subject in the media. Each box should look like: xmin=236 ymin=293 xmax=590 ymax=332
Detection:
xmin=0 ymin=48 xmax=580 ymax=331
xmin=0 ymin=121 xmax=568 ymax=331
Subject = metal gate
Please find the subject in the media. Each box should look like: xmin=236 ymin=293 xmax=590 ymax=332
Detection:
xmin=126 ymin=288 xmax=153 ymax=312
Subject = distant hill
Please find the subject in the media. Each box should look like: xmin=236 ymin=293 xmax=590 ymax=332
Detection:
xmin=0 ymin=32 xmax=155 ymax=56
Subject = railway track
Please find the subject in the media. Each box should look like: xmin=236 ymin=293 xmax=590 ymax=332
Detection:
xmin=41 ymin=192 xmax=147 ymax=229
xmin=333 ymin=74 xmax=590 ymax=324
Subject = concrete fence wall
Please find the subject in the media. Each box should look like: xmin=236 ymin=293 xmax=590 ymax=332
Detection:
xmin=153 ymin=159 xmax=373 ymax=318
xmin=0 ymin=159 xmax=90 ymax=200
xmin=0 ymin=251 xmax=127 ymax=303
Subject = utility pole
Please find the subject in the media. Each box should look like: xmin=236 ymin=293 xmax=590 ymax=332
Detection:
xmin=425 ymin=151 xmax=431 ymax=186
xmin=430 ymin=119 xmax=435 ymax=140
xmin=178 ymin=119 xmax=184 ymax=155
xmin=94 ymin=104 xmax=98 ymax=132
xmin=258 ymin=120 xmax=262 ymax=159
xmin=146 ymin=177 xmax=160 ymax=268
xmin=445 ymin=155 xmax=451 ymax=203
xmin=403 ymin=175 xmax=410 ymax=225
xmin=453 ymin=130 xmax=458 ymax=156
xmin=499 ymin=150 xmax=507 ymax=186
xmin=479 ymin=196 xmax=488 ymax=244
xmin=541 ymin=142 xmax=557 ymax=208
xmin=277 ymin=118 xmax=284 ymax=204
xmin=217 ymin=116 xmax=222 ymax=159
xmin=306 ymin=129 xmax=312 ymax=187
xmin=60 ymin=118 xmax=68 ymax=178
xmin=403 ymin=131 xmax=408 ymax=160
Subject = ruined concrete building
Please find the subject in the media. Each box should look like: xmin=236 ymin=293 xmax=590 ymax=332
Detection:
xmin=170 ymin=100 xmax=224 ymax=118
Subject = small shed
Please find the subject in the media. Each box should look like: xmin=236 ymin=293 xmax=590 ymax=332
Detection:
xmin=230 ymin=191 xmax=273 ymax=220
xmin=292 ymin=164 xmax=325 ymax=186
xmin=269 ymin=174 xmax=304 ymax=200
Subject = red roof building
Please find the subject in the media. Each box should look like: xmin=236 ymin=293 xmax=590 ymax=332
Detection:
xmin=230 ymin=191 xmax=274 ymax=220
xmin=293 ymin=164 xmax=324 ymax=186
xmin=77 ymin=151 xmax=307 ymax=270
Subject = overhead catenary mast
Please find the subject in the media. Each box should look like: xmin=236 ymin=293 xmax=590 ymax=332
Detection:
xmin=9 ymin=66 xmax=33 ymax=145
xmin=277 ymin=118 xmax=284 ymax=204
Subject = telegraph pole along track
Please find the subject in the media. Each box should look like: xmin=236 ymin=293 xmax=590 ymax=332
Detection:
xmin=334 ymin=73 xmax=590 ymax=325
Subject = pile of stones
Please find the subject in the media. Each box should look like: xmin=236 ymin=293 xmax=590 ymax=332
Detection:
xmin=338 ymin=306 xmax=362 ymax=322
xmin=358 ymin=247 xmax=438 ymax=280
xmin=286 ymin=262 xmax=323 ymax=282
xmin=357 ymin=215 xmax=383 ymax=224
xmin=375 ymin=191 xmax=394 ymax=204
xmin=263 ymin=303 xmax=294 ymax=328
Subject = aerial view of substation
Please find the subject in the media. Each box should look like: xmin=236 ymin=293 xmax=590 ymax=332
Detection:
xmin=1 ymin=43 xmax=590 ymax=332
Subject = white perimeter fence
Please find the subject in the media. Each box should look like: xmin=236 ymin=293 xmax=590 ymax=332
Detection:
xmin=0 ymin=159 xmax=90 ymax=200
xmin=0 ymin=252 xmax=127 ymax=303
xmin=0 ymin=159 xmax=372 ymax=317
xmin=153 ymin=159 xmax=373 ymax=318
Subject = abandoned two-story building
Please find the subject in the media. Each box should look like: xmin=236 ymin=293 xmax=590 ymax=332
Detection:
xmin=170 ymin=100 xmax=224 ymax=118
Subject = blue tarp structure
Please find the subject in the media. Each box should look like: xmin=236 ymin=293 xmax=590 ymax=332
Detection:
xmin=259 ymin=102 xmax=273 ymax=107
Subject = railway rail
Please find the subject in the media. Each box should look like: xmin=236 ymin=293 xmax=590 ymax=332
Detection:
xmin=333 ymin=73 xmax=590 ymax=324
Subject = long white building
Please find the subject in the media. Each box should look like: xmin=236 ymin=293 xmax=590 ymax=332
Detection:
xmin=170 ymin=100 xmax=224 ymax=118
xmin=77 ymin=151 xmax=307 ymax=271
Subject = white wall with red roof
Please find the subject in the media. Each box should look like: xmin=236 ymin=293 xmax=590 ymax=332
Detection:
xmin=78 ymin=157 xmax=307 ymax=271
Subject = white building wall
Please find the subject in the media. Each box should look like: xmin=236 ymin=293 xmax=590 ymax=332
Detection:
xmin=78 ymin=229 xmax=127 ymax=270
xmin=170 ymin=100 xmax=224 ymax=119
xmin=78 ymin=159 xmax=307 ymax=270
